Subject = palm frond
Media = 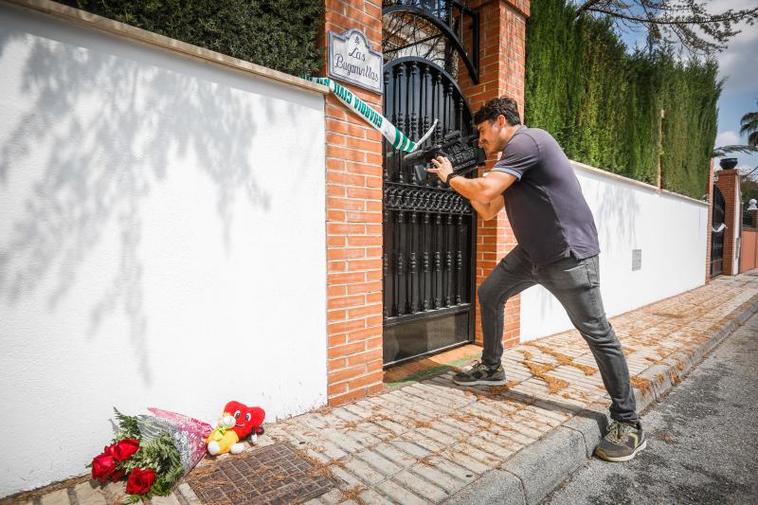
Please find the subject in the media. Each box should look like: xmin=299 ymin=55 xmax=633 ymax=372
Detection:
xmin=712 ymin=145 xmax=758 ymax=157
xmin=740 ymin=111 xmax=758 ymax=138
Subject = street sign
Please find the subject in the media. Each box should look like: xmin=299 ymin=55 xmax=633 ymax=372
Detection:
xmin=328 ymin=29 xmax=383 ymax=94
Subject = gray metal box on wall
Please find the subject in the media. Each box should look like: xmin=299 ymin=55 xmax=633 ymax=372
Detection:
xmin=632 ymin=249 xmax=642 ymax=271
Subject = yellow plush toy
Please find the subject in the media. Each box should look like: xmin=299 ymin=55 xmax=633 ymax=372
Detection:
xmin=206 ymin=414 xmax=243 ymax=455
xmin=206 ymin=401 xmax=266 ymax=456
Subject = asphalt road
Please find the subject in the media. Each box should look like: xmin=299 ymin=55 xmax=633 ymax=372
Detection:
xmin=541 ymin=312 xmax=758 ymax=505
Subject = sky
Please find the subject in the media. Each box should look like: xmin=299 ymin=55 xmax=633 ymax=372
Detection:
xmin=614 ymin=0 xmax=758 ymax=178
xmin=709 ymin=0 xmax=758 ymax=177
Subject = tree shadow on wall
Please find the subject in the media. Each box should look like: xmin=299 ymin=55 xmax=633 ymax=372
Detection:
xmin=0 ymin=13 xmax=315 ymax=384
xmin=591 ymin=174 xmax=642 ymax=262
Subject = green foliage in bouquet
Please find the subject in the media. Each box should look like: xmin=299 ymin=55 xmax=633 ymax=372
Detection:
xmin=120 ymin=434 xmax=184 ymax=503
xmin=91 ymin=409 xmax=189 ymax=504
xmin=113 ymin=409 xmax=141 ymax=441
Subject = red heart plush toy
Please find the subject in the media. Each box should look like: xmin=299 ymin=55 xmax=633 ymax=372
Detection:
xmin=224 ymin=400 xmax=265 ymax=439
xmin=206 ymin=401 xmax=265 ymax=456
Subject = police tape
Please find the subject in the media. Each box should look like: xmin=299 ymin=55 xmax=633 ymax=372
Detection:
xmin=309 ymin=77 xmax=436 ymax=153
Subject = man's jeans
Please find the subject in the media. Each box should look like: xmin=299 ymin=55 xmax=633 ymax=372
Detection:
xmin=479 ymin=246 xmax=638 ymax=423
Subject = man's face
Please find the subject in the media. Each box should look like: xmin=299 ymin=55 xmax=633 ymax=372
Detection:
xmin=476 ymin=115 xmax=510 ymax=156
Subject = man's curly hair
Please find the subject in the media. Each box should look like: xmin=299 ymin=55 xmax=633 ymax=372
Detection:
xmin=473 ymin=96 xmax=521 ymax=126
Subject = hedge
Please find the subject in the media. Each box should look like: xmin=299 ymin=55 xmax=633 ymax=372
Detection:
xmin=60 ymin=0 xmax=324 ymax=77
xmin=525 ymin=0 xmax=721 ymax=199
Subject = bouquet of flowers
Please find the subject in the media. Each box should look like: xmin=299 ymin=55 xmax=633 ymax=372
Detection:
xmin=89 ymin=407 xmax=211 ymax=503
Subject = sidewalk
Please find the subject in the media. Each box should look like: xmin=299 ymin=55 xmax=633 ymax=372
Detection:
xmin=7 ymin=273 xmax=758 ymax=505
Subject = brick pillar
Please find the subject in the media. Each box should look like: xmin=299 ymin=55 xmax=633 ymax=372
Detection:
xmin=322 ymin=0 xmax=385 ymax=405
xmin=459 ymin=0 xmax=530 ymax=349
xmin=715 ymin=168 xmax=741 ymax=276
xmin=705 ymin=159 xmax=714 ymax=281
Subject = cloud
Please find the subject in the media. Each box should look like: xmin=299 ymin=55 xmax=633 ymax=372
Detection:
xmin=713 ymin=0 xmax=758 ymax=93
xmin=707 ymin=0 xmax=756 ymax=15
xmin=715 ymin=130 xmax=742 ymax=146
xmin=717 ymin=42 xmax=758 ymax=93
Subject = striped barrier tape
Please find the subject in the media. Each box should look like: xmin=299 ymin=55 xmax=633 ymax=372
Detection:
xmin=309 ymin=77 xmax=436 ymax=153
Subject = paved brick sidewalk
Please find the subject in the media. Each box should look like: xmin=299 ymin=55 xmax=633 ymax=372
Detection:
xmin=5 ymin=274 xmax=758 ymax=505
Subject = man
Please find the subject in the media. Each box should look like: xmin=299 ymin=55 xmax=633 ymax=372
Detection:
xmin=427 ymin=96 xmax=645 ymax=462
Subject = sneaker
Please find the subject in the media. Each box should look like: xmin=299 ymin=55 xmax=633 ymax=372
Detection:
xmin=452 ymin=360 xmax=507 ymax=386
xmin=595 ymin=420 xmax=647 ymax=462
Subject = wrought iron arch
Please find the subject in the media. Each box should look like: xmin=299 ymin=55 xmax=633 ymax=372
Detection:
xmin=383 ymin=0 xmax=480 ymax=83
xmin=384 ymin=56 xmax=475 ymax=152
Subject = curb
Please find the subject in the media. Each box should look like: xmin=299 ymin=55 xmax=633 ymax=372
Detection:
xmin=444 ymin=293 xmax=758 ymax=505
xmin=634 ymin=293 xmax=758 ymax=413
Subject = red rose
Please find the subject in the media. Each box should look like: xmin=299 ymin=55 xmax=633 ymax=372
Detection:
xmin=110 ymin=469 xmax=126 ymax=482
xmin=126 ymin=467 xmax=156 ymax=495
xmin=91 ymin=453 xmax=117 ymax=482
xmin=107 ymin=439 xmax=140 ymax=462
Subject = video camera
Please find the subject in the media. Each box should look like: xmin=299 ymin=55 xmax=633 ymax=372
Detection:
xmin=404 ymin=130 xmax=486 ymax=184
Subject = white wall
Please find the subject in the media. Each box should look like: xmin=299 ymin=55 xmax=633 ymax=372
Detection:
xmin=0 ymin=4 xmax=327 ymax=496
xmin=520 ymin=161 xmax=708 ymax=341
xmin=729 ymin=175 xmax=742 ymax=275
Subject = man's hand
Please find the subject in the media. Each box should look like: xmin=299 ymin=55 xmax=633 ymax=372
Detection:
xmin=428 ymin=155 xmax=453 ymax=184
xmin=428 ymin=155 xmax=517 ymax=217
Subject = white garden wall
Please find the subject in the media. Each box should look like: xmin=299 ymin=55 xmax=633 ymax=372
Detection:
xmin=726 ymin=174 xmax=742 ymax=276
xmin=0 ymin=3 xmax=327 ymax=496
xmin=520 ymin=161 xmax=708 ymax=341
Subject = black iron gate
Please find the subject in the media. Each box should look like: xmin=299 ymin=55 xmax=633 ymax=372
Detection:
xmin=382 ymin=0 xmax=481 ymax=366
xmin=711 ymin=185 xmax=725 ymax=277
xmin=381 ymin=58 xmax=477 ymax=366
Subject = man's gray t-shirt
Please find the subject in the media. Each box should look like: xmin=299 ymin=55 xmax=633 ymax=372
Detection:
xmin=491 ymin=126 xmax=600 ymax=265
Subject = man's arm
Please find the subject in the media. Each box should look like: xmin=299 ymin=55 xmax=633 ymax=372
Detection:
xmin=470 ymin=195 xmax=505 ymax=221
xmin=428 ymin=157 xmax=517 ymax=203
xmin=427 ymin=156 xmax=515 ymax=219
xmin=448 ymin=171 xmax=517 ymax=203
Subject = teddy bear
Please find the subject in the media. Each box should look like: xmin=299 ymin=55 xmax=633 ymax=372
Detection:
xmin=206 ymin=401 xmax=265 ymax=456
